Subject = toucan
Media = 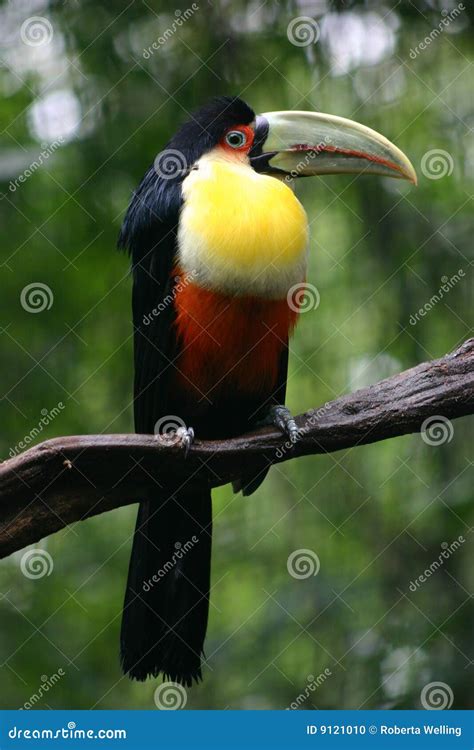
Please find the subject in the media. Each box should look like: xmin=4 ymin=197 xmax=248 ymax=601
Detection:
xmin=118 ymin=96 xmax=416 ymax=686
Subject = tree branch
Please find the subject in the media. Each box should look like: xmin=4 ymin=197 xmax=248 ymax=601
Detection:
xmin=1 ymin=339 xmax=473 ymax=560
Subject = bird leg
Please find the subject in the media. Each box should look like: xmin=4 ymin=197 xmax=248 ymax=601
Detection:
xmin=257 ymin=405 xmax=300 ymax=444
xmin=174 ymin=426 xmax=195 ymax=457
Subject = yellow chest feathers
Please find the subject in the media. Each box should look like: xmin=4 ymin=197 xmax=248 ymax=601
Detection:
xmin=177 ymin=154 xmax=309 ymax=299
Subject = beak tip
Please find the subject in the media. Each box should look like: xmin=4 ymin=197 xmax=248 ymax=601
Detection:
xmin=407 ymin=166 xmax=418 ymax=186
xmin=398 ymin=158 xmax=417 ymax=186
xmin=258 ymin=110 xmax=419 ymax=187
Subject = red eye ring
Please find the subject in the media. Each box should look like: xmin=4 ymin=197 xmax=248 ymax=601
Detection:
xmin=221 ymin=125 xmax=254 ymax=152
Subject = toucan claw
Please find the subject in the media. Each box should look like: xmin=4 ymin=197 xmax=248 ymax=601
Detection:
xmin=175 ymin=426 xmax=195 ymax=457
xmin=261 ymin=405 xmax=300 ymax=445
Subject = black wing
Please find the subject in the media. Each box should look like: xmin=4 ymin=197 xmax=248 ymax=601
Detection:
xmin=119 ymin=165 xmax=213 ymax=687
xmin=118 ymin=167 xmax=183 ymax=433
xmin=272 ymin=339 xmax=289 ymax=407
xmin=236 ymin=340 xmax=290 ymax=496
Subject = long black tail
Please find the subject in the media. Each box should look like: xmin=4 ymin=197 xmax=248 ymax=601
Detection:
xmin=120 ymin=487 xmax=212 ymax=685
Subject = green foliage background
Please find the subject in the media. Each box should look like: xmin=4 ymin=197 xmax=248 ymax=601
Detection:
xmin=0 ymin=0 xmax=472 ymax=710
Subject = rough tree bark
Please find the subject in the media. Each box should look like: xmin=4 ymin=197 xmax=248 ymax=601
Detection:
xmin=0 ymin=339 xmax=472 ymax=560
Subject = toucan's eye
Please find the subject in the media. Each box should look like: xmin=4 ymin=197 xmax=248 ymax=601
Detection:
xmin=221 ymin=125 xmax=254 ymax=152
xmin=225 ymin=130 xmax=248 ymax=149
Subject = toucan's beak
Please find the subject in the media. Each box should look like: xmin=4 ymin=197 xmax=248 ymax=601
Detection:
xmin=250 ymin=110 xmax=417 ymax=185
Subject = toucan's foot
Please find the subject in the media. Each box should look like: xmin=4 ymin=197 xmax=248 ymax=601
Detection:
xmin=175 ymin=426 xmax=195 ymax=457
xmin=259 ymin=405 xmax=300 ymax=444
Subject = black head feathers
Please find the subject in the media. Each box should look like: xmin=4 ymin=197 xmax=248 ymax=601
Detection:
xmin=166 ymin=96 xmax=255 ymax=166
xmin=118 ymin=97 xmax=255 ymax=258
